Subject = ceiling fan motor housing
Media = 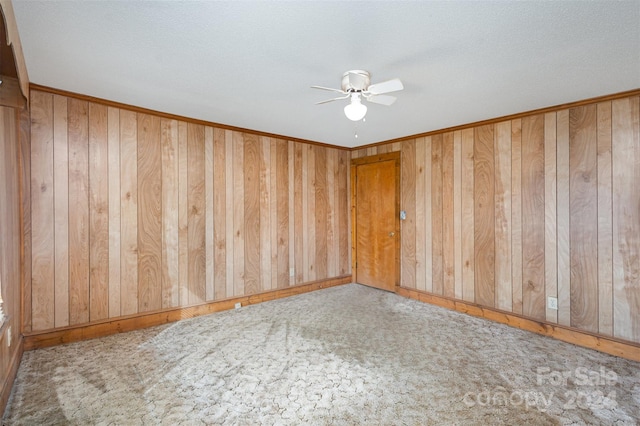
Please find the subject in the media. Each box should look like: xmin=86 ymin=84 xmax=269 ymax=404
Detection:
xmin=342 ymin=70 xmax=371 ymax=92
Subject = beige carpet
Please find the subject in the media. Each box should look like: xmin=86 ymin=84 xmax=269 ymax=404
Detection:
xmin=3 ymin=284 xmax=639 ymax=425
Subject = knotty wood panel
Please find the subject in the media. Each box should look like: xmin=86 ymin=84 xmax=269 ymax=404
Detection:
xmin=453 ymin=131 xmax=462 ymax=300
xmin=521 ymin=115 xmax=545 ymax=320
xmin=213 ymin=128 xmax=226 ymax=299
xmin=67 ymin=98 xmax=90 ymax=326
xmin=120 ymin=110 xmax=138 ymax=316
xmin=88 ymin=103 xmax=109 ymax=321
xmin=461 ymin=129 xmax=474 ymax=303
xmin=569 ymin=105 xmax=598 ymax=333
xmin=494 ymin=121 xmax=512 ymax=312
xmin=260 ymin=137 xmax=272 ymax=291
xmin=338 ymin=150 xmax=350 ymax=276
xmin=442 ymin=132 xmax=455 ymax=298
xmin=401 ymin=139 xmax=416 ymax=288
xmin=243 ymin=133 xmax=260 ymax=295
xmin=30 ymin=91 xmax=55 ymax=330
xmin=53 ymin=95 xmax=69 ymax=327
xmin=306 ymin=145 xmax=316 ymax=281
xmin=415 ymin=138 xmax=427 ymax=292
xmin=544 ymin=113 xmax=557 ymax=324
xmin=431 ymin=134 xmax=443 ymax=294
xmin=315 ymin=146 xmax=328 ymax=279
xmin=612 ymin=96 xmax=640 ymax=342
xmin=205 ymin=127 xmax=215 ymax=301
xmin=277 ymin=139 xmax=289 ymax=288
xmin=161 ymin=118 xmax=179 ymax=308
xmin=474 ymin=124 xmax=495 ymax=308
xmin=224 ymin=130 xmax=234 ymax=297
xmin=511 ymin=119 xmax=523 ymax=315
xmin=233 ymin=131 xmax=245 ymax=296
xmin=188 ymin=123 xmax=206 ymax=303
xmin=423 ymin=137 xmax=433 ymax=294
xmin=137 ymin=114 xmax=162 ymax=312
xmin=294 ymin=143 xmax=303 ymax=283
xmin=107 ymin=107 xmax=121 ymax=318
xmin=556 ymin=110 xmax=571 ymax=326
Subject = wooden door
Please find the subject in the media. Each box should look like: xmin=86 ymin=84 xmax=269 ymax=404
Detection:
xmin=353 ymin=153 xmax=400 ymax=292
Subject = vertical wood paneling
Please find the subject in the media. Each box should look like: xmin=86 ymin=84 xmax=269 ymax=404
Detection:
xmin=307 ymin=145 xmax=316 ymax=280
xmin=53 ymin=95 xmax=69 ymax=327
xmin=461 ymin=129 xmax=475 ymax=303
xmin=453 ymin=131 xmax=463 ymax=300
xmin=401 ymin=139 xmax=416 ymax=288
xmin=137 ymin=114 xmax=162 ymax=312
xmin=569 ymin=105 xmax=598 ymax=333
xmin=442 ymin=132 xmax=455 ymax=298
xmin=556 ymin=110 xmax=571 ymax=326
xmin=338 ymin=150 xmax=350 ymax=275
xmin=294 ymin=143 xmax=303 ymax=283
xmin=494 ymin=121 xmax=512 ymax=312
xmin=612 ymin=96 xmax=640 ymax=342
xmin=187 ymin=123 xmax=206 ymax=303
xmin=521 ymin=115 xmax=546 ymax=320
xmin=431 ymin=134 xmax=443 ymax=295
xmin=178 ymin=122 xmax=189 ymax=305
xmin=327 ymin=148 xmax=337 ymax=278
xmin=21 ymin=107 xmax=33 ymax=332
xmin=474 ymin=124 xmax=495 ymax=308
xmin=233 ymin=131 xmax=245 ymax=296
xmin=597 ymin=102 xmax=613 ymax=335
xmin=68 ymin=98 xmax=90 ymax=326
xmin=30 ymin=91 xmax=55 ymax=330
xmin=288 ymin=141 xmax=295 ymax=285
xmin=268 ymin=139 xmax=277 ymax=290
xmin=107 ymin=107 xmax=121 ymax=318
xmin=423 ymin=137 xmax=433 ymax=294
xmin=88 ymin=103 xmax=109 ymax=321
xmin=544 ymin=113 xmax=557 ymax=323
xmin=415 ymin=138 xmax=426 ymax=291
xmin=277 ymin=140 xmax=290 ymax=288
xmin=224 ymin=130 xmax=234 ymax=297
xmin=205 ymin=127 xmax=215 ymax=301
xmin=315 ymin=146 xmax=328 ymax=279
xmin=213 ymin=128 xmax=226 ymax=299
xmin=161 ymin=118 xmax=179 ymax=308
xmin=511 ymin=119 xmax=523 ymax=315
xmin=120 ymin=110 xmax=138 ymax=316
xmin=260 ymin=137 xmax=272 ymax=291
xmin=243 ymin=133 xmax=260 ymax=295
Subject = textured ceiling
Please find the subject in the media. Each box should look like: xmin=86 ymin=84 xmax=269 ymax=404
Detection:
xmin=12 ymin=1 xmax=640 ymax=148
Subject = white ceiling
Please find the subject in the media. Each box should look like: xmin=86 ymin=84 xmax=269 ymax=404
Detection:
xmin=12 ymin=1 xmax=640 ymax=148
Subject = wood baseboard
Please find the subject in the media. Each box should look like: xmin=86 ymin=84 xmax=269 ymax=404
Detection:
xmin=0 ymin=337 xmax=23 ymax=416
xmin=396 ymin=287 xmax=640 ymax=363
xmin=24 ymin=276 xmax=352 ymax=351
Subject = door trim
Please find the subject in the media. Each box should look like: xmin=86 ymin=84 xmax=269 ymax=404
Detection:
xmin=351 ymin=152 xmax=401 ymax=291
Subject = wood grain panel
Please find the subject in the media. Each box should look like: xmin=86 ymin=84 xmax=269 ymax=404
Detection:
xmin=107 ymin=107 xmax=121 ymax=318
xmin=569 ymin=105 xmax=598 ymax=333
xmin=612 ymin=96 xmax=640 ymax=342
xmin=243 ymin=133 xmax=260 ymax=295
xmin=178 ymin=122 xmax=189 ymax=305
xmin=119 ymin=110 xmax=138 ymax=316
xmin=268 ymin=139 xmax=277 ymax=290
xmin=233 ymin=131 xmax=245 ymax=296
xmin=494 ymin=121 xmax=512 ymax=312
xmin=596 ymin=102 xmax=613 ymax=335
xmin=307 ymin=145 xmax=316 ymax=281
xmin=453 ymin=131 xmax=463 ymax=300
xmin=431 ymin=134 xmax=443 ymax=294
xmin=288 ymin=141 xmax=295 ymax=284
xmin=137 ymin=114 xmax=162 ymax=312
xmin=423 ymin=137 xmax=433 ymax=293
xmin=415 ymin=138 xmax=426 ymax=291
xmin=188 ymin=123 xmax=206 ymax=303
xmin=401 ymin=139 xmax=416 ymax=288
xmin=20 ymin=105 xmax=32 ymax=332
xmin=556 ymin=110 xmax=571 ymax=326
xmin=461 ymin=129 xmax=475 ymax=303
xmin=442 ymin=132 xmax=455 ymax=298
xmin=294 ymin=143 xmax=303 ymax=283
xmin=326 ymin=148 xmax=336 ymax=278
xmin=338 ymin=150 xmax=350 ymax=275
xmin=53 ymin=95 xmax=69 ymax=327
xmin=544 ymin=113 xmax=557 ymax=323
xmin=67 ymin=98 xmax=90 ymax=326
xmin=161 ymin=118 xmax=179 ymax=308
xmin=521 ymin=115 xmax=546 ymax=320
xmin=277 ymin=139 xmax=290 ymax=288
xmin=205 ymin=126 xmax=215 ymax=300
xmin=511 ymin=119 xmax=523 ymax=315
xmin=30 ymin=91 xmax=55 ymax=330
xmin=88 ymin=102 xmax=109 ymax=321
xmin=213 ymin=128 xmax=226 ymax=299
xmin=473 ymin=124 xmax=495 ymax=308
xmin=315 ymin=145 xmax=328 ymax=279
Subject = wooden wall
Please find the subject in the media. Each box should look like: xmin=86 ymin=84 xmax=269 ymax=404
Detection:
xmin=0 ymin=104 xmax=25 ymax=408
xmin=353 ymin=94 xmax=640 ymax=345
xmin=25 ymin=89 xmax=351 ymax=333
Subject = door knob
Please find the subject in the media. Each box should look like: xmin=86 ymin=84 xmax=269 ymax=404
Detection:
xmin=389 ymin=232 xmax=395 ymax=237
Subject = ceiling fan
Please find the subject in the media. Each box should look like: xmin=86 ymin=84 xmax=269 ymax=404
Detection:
xmin=312 ymin=70 xmax=404 ymax=121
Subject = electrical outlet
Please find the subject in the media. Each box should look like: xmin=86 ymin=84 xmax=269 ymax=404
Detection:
xmin=290 ymin=268 xmax=295 ymax=277
xmin=6 ymin=326 xmax=11 ymax=347
xmin=547 ymin=297 xmax=558 ymax=310
xmin=235 ymin=302 xmax=241 ymax=310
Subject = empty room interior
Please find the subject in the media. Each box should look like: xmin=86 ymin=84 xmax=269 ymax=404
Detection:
xmin=1 ymin=1 xmax=639 ymax=424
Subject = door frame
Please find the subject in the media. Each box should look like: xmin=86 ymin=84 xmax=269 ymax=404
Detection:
xmin=351 ymin=151 xmax=401 ymax=291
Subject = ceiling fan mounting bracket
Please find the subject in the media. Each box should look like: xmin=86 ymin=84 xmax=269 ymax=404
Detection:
xmin=341 ymin=70 xmax=371 ymax=92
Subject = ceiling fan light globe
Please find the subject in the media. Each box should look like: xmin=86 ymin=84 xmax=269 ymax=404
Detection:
xmin=344 ymin=100 xmax=367 ymax=121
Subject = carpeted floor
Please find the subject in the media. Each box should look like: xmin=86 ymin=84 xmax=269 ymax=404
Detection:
xmin=4 ymin=284 xmax=640 ymax=425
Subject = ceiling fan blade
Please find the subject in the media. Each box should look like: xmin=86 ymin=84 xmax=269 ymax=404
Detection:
xmin=348 ymin=71 xmax=369 ymax=90
xmin=315 ymin=94 xmax=350 ymax=105
xmin=311 ymin=85 xmax=346 ymax=94
xmin=365 ymin=94 xmax=397 ymax=106
xmin=367 ymin=78 xmax=404 ymax=95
